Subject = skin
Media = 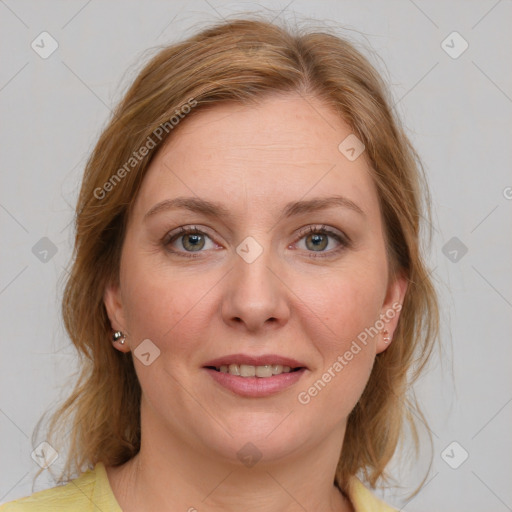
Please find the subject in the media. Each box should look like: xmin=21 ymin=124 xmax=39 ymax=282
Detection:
xmin=104 ymin=93 xmax=407 ymax=512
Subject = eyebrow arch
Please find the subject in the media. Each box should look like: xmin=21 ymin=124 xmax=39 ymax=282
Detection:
xmin=282 ymin=195 xmax=365 ymax=219
xmin=143 ymin=194 xmax=365 ymax=222
xmin=144 ymin=197 xmax=232 ymax=221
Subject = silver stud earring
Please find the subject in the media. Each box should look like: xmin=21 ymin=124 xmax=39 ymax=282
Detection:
xmin=382 ymin=329 xmax=391 ymax=343
xmin=112 ymin=331 xmax=126 ymax=345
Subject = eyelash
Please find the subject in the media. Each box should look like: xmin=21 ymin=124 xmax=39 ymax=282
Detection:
xmin=162 ymin=225 xmax=350 ymax=259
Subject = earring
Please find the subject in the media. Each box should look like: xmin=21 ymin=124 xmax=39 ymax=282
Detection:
xmin=112 ymin=331 xmax=126 ymax=345
xmin=382 ymin=329 xmax=391 ymax=344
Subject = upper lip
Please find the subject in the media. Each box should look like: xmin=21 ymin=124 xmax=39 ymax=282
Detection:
xmin=203 ymin=353 xmax=307 ymax=369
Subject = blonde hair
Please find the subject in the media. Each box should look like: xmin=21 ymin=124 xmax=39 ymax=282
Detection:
xmin=38 ymin=17 xmax=438 ymax=493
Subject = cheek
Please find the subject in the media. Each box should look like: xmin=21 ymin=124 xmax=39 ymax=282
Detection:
xmin=292 ymin=265 xmax=385 ymax=414
xmin=119 ymin=251 xmax=215 ymax=357
xmin=294 ymin=264 xmax=386 ymax=350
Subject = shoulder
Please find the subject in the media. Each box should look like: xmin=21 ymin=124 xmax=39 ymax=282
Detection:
xmin=345 ymin=476 xmax=398 ymax=512
xmin=0 ymin=462 xmax=120 ymax=512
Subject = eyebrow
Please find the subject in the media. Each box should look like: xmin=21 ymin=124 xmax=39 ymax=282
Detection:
xmin=143 ymin=194 xmax=365 ymax=222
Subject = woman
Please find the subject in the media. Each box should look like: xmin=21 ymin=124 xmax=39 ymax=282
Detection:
xmin=1 ymin=17 xmax=438 ymax=512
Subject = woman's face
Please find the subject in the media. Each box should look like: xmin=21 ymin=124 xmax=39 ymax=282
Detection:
xmin=105 ymin=93 xmax=406 ymax=466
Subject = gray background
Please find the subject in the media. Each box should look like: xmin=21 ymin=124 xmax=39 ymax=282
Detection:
xmin=1 ymin=1 xmax=511 ymax=510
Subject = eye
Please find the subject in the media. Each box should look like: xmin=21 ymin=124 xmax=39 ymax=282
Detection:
xmin=294 ymin=225 xmax=349 ymax=257
xmin=164 ymin=226 xmax=218 ymax=256
xmin=163 ymin=224 xmax=350 ymax=259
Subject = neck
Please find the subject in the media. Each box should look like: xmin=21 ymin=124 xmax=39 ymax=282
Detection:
xmin=107 ymin=399 xmax=354 ymax=512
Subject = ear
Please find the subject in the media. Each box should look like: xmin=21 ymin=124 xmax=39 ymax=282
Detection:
xmin=104 ymin=282 xmax=130 ymax=352
xmin=376 ymin=271 xmax=408 ymax=354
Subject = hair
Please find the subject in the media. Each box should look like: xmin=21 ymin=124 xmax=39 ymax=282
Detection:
xmin=38 ymin=16 xmax=439 ymax=494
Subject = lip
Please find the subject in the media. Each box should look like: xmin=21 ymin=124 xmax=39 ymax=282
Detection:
xmin=204 ymin=367 xmax=307 ymax=398
xmin=203 ymin=353 xmax=307 ymax=369
xmin=202 ymin=353 xmax=308 ymax=398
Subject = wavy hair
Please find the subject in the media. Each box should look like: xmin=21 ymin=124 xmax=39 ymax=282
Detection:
xmin=37 ymin=16 xmax=439 ymax=493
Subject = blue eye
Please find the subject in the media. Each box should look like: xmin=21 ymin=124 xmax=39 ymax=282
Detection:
xmin=295 ymin=225 xmax=349 ymax=257
xmin=165 ymin=226 xmax=216 ymax=255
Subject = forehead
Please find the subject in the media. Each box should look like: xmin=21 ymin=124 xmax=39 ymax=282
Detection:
xmin=133 ymin=93 xmax=380 ymax=224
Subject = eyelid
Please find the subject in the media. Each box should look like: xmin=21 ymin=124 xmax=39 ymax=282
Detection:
xmin=294 ymin=224 xmax=349 ymax=243
xmin=163 ymin=225 xmax=215 ymax=244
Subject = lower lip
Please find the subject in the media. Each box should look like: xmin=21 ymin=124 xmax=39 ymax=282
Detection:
xmin=204 ymin=368 xmax=307 ymax=397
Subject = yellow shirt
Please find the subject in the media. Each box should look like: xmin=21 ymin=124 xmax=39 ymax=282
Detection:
xmin=0 ymin=462 xmax=397 ymax=511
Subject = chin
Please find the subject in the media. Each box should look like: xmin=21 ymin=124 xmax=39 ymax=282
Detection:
xmin=188 ymin=410 xmax=316 ymax=466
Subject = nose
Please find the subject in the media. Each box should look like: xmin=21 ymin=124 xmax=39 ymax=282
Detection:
xmin=221 ymin=245 xmax=291 ymax=333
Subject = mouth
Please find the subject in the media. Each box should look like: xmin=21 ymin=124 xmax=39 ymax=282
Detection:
xmin=205 ymin=364 xmax=304 ymax=378
xmin=202 ymin=354 xmax=308 ymax=397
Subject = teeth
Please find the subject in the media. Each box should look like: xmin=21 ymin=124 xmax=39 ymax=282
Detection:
xmin=216 ymin=364 xmax=295 ymax=377
xmin=240 ymin=364 xmax=256 ymax=377
xmin=271 ymin=364 xmax=282 ymax=374
xmin=229 ymin=363 xmax=240 ymax=376
xmin=256 ymin=365 xmax=273 ymax=377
